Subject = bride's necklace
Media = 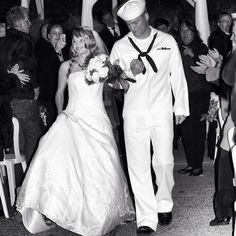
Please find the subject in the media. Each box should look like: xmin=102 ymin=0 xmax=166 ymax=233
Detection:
xmin=75 ymin=56 xmax=87 ymax=69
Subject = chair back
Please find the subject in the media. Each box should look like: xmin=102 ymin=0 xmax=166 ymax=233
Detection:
xmin=12 ymin=117 xmax=25 ymax=162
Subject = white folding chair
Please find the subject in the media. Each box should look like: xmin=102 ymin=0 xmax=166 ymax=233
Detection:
xmin=0 ymin=168 xmax=9 ymax=218
xmin=0 ymin=117 xmax=27 ymax=206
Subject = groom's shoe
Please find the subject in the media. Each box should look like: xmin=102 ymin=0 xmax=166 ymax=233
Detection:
xmin=137 ymin=226 xmax=155 ymax=234
xmin=158 ymin=212 xmax=172 ymax=226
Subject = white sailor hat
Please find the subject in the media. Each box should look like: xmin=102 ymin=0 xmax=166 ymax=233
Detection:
xmin=117 ymin=0 xmax=146 ymax=22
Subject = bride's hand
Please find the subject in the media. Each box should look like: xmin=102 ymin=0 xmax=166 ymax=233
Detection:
xmin=7 ymin=64 xmax=30 ymax=85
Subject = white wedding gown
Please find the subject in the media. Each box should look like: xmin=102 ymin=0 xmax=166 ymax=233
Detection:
xmin=16 ymin=71 xmax=134 ymax=236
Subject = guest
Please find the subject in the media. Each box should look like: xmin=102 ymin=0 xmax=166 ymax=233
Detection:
xmin=16 ymin=26 xmax=134 ymax=235
xmin=36 ymin=23 xmax=66 ymax=132
xmin=154 ymin=18 xmax=170 ymax=33
xmin=35 ymin=22 xmax=49 ymax=52
xmin=210 ymin=19 xmax=236 ymax=226
xmin=192 ymin=19 xmax=236 ymax=225
xmin=207 ymin=11 xmax=232 ymax=160
xmin=97 ymin=7 xmax=128 ymax=53
xmin=208 ymin=12 xmax=232 ymax=60
xmin=110 ymin=0 xmax=189 ymax=233
xmin=177 ymin=18 xmax=210 ymax=176
xmin=0 ymin=6 xmax=41 ymax=164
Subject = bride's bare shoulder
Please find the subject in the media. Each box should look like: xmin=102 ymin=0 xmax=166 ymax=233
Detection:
xmin=60 ymin=60 xmax=71 ymax=71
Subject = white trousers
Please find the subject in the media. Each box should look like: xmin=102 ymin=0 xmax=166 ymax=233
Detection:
xmin=124 ymin=114 xmax=174 ymax=230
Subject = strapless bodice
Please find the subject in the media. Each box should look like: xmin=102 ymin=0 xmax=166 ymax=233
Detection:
xmin=65 ymin=71 xmax=106 ymax=116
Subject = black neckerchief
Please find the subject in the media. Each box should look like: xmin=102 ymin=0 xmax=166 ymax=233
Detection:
xmin=128 ymin=33 xmax=158 ymax=74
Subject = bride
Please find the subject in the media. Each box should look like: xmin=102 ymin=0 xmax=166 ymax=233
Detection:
xmin=16 ymin=26 xmax=134 ymax=236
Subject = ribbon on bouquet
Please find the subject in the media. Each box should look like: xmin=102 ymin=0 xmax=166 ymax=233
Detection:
xmin=109 ymin=76 xmax=136 ymax=93
xmin=106 ymin=60 xmax=136 ymax=93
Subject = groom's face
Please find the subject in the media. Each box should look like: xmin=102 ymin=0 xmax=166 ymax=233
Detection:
xmin=126 ymin=13 xmax=149 ymax=39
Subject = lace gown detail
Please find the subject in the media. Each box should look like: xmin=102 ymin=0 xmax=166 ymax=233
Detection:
xmin=16 ymin=71 xmax=134 ymax=236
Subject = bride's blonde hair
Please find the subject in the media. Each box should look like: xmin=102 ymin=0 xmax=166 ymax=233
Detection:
xmin=67 ymin=27 xmax=99 ymax=77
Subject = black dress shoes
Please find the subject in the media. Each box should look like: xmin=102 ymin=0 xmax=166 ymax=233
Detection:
xmin=177 ymin=166 xmax=193 ymax=174
xmin=137 ymin=226 xmax=155 ymax=234
xmin=158 ymin=212 xmax=172 ymax=226
xmin=189 ymin=169 xmax=203 ymax=176
xmin=210 ymin=216 xmax=231 ymax=226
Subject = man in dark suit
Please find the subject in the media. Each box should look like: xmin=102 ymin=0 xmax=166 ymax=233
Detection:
xmin=97 ymin=7 xmax=128 ymax=53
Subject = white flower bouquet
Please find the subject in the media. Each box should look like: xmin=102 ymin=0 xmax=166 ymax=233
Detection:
xmin=85 ymin=54 xmax=136 ymax=92
xmin=39 ymin=105 xmax=47 ymax=126
xmin=85 ymin=54 xmax=109 ymax=84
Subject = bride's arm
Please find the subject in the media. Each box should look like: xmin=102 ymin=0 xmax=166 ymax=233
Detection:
xmin=55 ymin=61 xmax=68 ymax=114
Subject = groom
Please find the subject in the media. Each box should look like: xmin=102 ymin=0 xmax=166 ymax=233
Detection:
xmin=110 ymin=0 xmax=189 ymax=234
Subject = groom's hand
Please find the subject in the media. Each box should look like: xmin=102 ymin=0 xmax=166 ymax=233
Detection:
xmin=130 ymin=59 xmax=144 ymax=76
xmin=175 ymin=115 xmax=186 ymax=124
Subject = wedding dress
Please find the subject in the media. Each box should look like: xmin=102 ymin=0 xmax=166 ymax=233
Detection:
xmin=16 ymin=71 xmax=134 ymax=236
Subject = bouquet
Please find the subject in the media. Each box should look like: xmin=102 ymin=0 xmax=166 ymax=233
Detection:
xmin=200 ymin=92 xmax=219 ymax=123
xmin=39 ymin=105 xmax=47 ymax=127
xmin=85 ymin=54 xmax=135 ymax=93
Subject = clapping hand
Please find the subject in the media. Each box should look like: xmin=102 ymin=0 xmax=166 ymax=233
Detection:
xmin=182 ymin=46 xmax=194 ymax=57
xmin=130 ymin=59 xmax=145 ymax=76
xmin=190 ymin=62 xmax=207 ymax=74
xmin=7 ymin=64 xmax=30 ymax=85
xmin=198 ymin=54 xmax=216 ymax=67
xmin=208 ymin=48 xmax=221 ymax=61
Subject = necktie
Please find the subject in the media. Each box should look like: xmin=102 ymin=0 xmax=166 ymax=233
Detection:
xmin=128 ymin=33 xmax=158 ymax=74
xmin=112 ymin=26 xmax=119 ymax=39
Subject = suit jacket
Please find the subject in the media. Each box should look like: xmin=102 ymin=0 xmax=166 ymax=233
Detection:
xmin=99 ymin=19 xmax=128 ymax=53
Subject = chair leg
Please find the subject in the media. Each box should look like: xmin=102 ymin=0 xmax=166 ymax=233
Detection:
xmin=21 ymin=161 xmax=27 ymax=173
xmin=6 ymin=162 xmax=16 ymax=206
xmin=0 ymin=166 xmax=5 ymax=184
xmin=0 ymin=179 xmax=9 ymax=218
xmin=0 ymin=165 xmax=6 ymax=178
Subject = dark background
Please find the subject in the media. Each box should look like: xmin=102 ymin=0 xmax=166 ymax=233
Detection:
xmin=0 ymin=0 xmax=235 ymax=21
xmin=0 ymin=0 xmax=235 ymax=40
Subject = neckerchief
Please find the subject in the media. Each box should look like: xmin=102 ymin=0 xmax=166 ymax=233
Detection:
xmin=128 ymin=33 xmax=158 ymax=74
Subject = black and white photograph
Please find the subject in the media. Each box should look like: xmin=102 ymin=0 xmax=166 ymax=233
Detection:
xmin=0 ymin=0 xmax=236 ymax=235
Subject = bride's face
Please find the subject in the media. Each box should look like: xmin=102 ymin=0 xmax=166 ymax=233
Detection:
xmin=71 ymin=35 xmax=88 ymax=56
